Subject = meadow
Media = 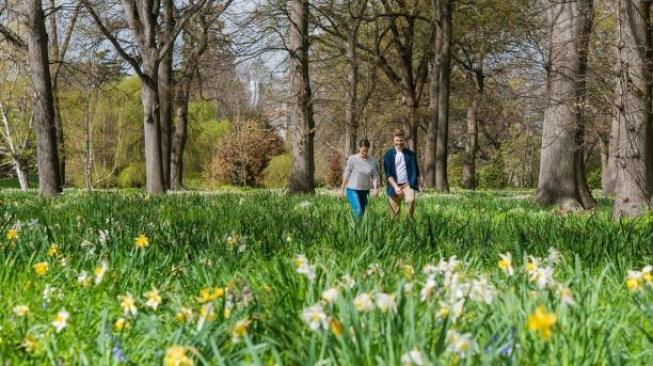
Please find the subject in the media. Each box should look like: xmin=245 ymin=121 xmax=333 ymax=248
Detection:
xmin=0 ymin=189 xmax=652 ymax=365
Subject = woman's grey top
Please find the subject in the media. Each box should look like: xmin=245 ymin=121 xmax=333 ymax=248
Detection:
xmin=343 ymin=155 xmax=378 ymax=191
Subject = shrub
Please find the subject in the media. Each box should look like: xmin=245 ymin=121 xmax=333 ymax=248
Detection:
xmin=479 ymin=155 xmax=507 ymax=189
xmin=263 ymin=153 xmax=292 ymax=189
xmin=117 ymin=162 xmax=145 ymax=188
xmin=208 ymin=122 xmax=285 ymax=187
xmin=325 ymin=151 xmax=344 ymax=188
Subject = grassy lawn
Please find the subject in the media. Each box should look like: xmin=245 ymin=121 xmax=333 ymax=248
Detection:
xmin=0 ymin=189 xmax=651 ymax=365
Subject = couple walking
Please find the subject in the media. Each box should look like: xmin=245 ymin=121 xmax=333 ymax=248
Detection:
xmin=340 ymin=129 xmax=424 ymax=220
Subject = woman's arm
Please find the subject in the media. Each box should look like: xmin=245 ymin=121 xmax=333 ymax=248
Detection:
xmin=341 ymin=157 xmax=353 ymax=193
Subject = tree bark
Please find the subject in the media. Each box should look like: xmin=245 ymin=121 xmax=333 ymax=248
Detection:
xmin=424 ymin=16 xmax=441 ymax=188
xmin=434 ymin=0 xmax=452 ymax=192
xmin=535 ymin=0 xmax=595 ymax=211
xmin=159 ymin=0 xmax=175 ymax=189
xmin=24 ymin=0 xmax=62 ymax=196
xmin=462 ymin=67 xmax=483 ymax=190
xmin=287 ymin=0 xmax=315 ymax=194
xmin=612 ymin=0 xmax=653 ymax=218
xmin=15 ymin=158 xmax=30 ymax=191
xmin=601 ymin=117 xmax=619 ymax=194
xmin=48 ymin=0 xmax=65 ymax=186
xmin=170 ymin=62 xmax=194 ymax=191
xmin=345 ymin=28 xmax=359 ymax=156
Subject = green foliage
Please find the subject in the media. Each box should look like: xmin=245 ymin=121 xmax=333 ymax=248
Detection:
xmin=478 ymin=155 xmax=507 ymax=189
xmin=263 ymin=153 xmax=292 ymax=188
xmin=117 ymin=162 xmax=145 ymax=188
xmin=185 ymin=101 xmax=231 ymax=177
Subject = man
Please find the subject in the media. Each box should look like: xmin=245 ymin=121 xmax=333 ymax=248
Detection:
xmin=383 ymin=129 xmax=424 ymax=218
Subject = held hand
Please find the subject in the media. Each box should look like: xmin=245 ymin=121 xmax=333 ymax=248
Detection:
xmin=371 ymin=188 xmax=378 ymax=197
xmin=337 ymin=189 xmax=345 ymax=199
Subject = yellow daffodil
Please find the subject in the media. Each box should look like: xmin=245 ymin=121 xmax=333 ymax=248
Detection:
xmin=403 ymin=265 xmax=415 ymax=280
xmin=134 ymin=234 xmax=149 ymax=249
xmin=164 ymin=346 xmax=194 ymax=366
xmin=330 ymin=318 xmax=344 ymax=336
xmin=232 ymin=319 xmax=251 ymax=341
xmin=114 ymin=317 xmax=130 ymax=331
xmin=21 ymin=335 xmax=38 ymax=353
xmin=47 ymin=244 xmax=60 ymax=257
xmin=33 ymin=262 xmax=48 ymax=276
xmin=196 ymin=287 xmax=224 ymax=304
xmin=176 ymin=307 xmax=193 ymax=324
xmin=528 ymin=305 xmax=557 ymax=340
xmin=6 ymin=228 xmax=18 ymax=241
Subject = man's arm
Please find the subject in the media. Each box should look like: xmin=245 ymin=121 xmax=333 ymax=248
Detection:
xmin=383 ymin=153 xmax=402 ymax=194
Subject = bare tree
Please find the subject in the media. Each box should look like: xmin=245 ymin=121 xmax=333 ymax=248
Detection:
xmin=81 ymin=0 xmax=207 ymax=194
xmin=612 ymin=0 xmax=653 ymax=218
xmin=47 ymin=0 xmax=81 ymax=185
xmin=170 ymin=0 xmax=232 ymax=190
xmin=0 ymin=100 xmax=32 ymax=190
xmin=535 ymin=0 xmax=595 ymax=210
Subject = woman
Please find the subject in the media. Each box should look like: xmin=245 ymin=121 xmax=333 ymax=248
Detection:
xmin=340 ymin=139 xmax=379 ymax=220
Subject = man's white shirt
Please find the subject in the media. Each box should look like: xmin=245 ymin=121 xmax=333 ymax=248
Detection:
xmin=395 ymin=149 xmax=408 ymax=184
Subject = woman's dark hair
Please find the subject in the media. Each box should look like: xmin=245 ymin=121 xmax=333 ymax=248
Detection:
xmin=359 ymin=139 xmax=370 ymax=148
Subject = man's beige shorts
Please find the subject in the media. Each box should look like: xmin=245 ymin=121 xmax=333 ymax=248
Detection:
xmin=389 ymin=184 xmax=415 ymax=216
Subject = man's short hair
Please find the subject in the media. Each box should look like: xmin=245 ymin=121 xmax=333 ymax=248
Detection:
xmin=394 ymin=129 xmax=405 ymax=138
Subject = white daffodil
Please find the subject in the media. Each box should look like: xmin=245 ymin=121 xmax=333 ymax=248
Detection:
xmin=321 ymin=287 xmax=339 ymax=304
xmin=498 ymin=252 xmax=514 ymax=276
xmin=294 ymin=254 xmax=316 ymax=281
xmin=401 ymin=347 xmax=426 ymax=366
xmin=144 ymin=288 xmax=162 ymax=310
xmin=302 ymin=304 xmax=328 ymax=331
xmin=95 ymin=261 xmax=108 ymax=285
xmin=446 ymin=331 xmax=478 ymax=357
xmin=52 ymin=309 xmax=69 ymax=333
xmin=420 ymin=276 xmax=437 ymax=302
xmin=353 ymin=293 xmax=374 ymax=312
xmin=469 ymin=276 xmax=495 ymax=305
xmin=529 ymin=266 xmax=557 ymax=289
xmin=375 ymin=292 xmax=397 ymax=313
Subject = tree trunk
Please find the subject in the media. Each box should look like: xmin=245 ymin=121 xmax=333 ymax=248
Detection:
xmin=48 ymin=0 xmax=65 ymax=186
xmin=345 ymin=29 xmax=359 ymax=156
xmin=434 ymin=0 xmax=452 ymax=192
xmin=602 ymin=117 xmax=619 ymax=194
xmin=14 ymin=158 xmax=29 ymax=190
xmin=170 ymin=66 xmax=193 ymax=191
xmin=159 ymin=0 xmax=175 ymax=189
xmin=612 ymin=0 xmax=653 ymax=218
xmin=287 ymin=0 xmax=315 ymax=194
xmin=424 ymin=18 xmax=441 ymax=188
xmin=463 ymin=68 xmax=483 ymax=190
xmin=24 ymin=0 xmax=62 ymax=196
xmin=141 ymin=69 xmax=165 ymax=194
xmin=405 ymin=98 xmax=419 ymax=155
xmin=535 ymin=0 xmax=594 ymax=211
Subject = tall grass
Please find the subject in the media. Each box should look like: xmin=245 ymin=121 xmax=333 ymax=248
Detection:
xmin=0 ymin=190 xmax=651 ymax=365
